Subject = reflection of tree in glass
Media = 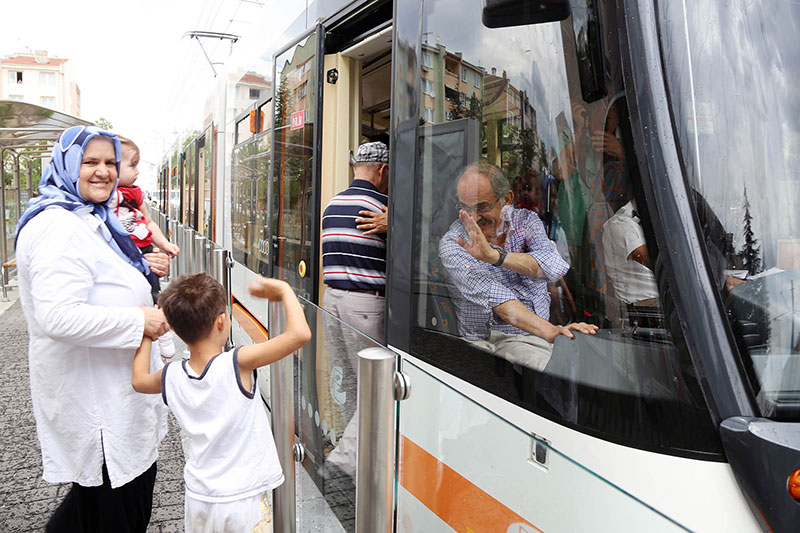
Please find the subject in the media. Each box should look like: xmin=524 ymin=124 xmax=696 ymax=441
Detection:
xmin=738 ymin=187 xmax=762 ymax=275
xmin=274 ymin=73 xmax=290 ymax=129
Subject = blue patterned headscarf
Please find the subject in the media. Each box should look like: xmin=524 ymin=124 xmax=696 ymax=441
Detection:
xmin=15 ymin=126 xmax=156 ymax=287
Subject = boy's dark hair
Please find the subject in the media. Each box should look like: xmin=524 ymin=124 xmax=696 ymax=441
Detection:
xmin=158 ymin=273 xmax=226 ymax=344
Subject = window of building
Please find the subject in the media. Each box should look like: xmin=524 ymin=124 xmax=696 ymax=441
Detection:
xmin=473 ymin=72 xmax=481 ymax=88
xmin=40 ymin=96 xmax=55 ymax=108
xmin=249 ymin=88 xmax=261 ymax=99
xmin=423 ymin=106 xmax=435 ymax=123
xmin=461 ymin=66 xmax=467 ymax=81
xmin=296 ymin=81 xmax=308 ymax=100
xmin=422 ymin=51 xmax=433 ymax=69
xmin=422 ymin=78 xmax=435 ymax=97
xmin=298 ymin=60 xmax=312 ymax=77
xmin=9 ymin=71 xmax=23 ymax=84
xmin=40 ymin=72 xmax=55 ymax=87
xmin=9 ymin=95 xmax=23 ymax=101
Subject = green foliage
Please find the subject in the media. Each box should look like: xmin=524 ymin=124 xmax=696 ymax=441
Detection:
xmin=94 ymin=117 xmax=113 ymax=131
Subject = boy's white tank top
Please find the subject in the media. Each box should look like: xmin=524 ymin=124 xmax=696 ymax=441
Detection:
xmin=162 ymin=347 xmax=284 ymax=502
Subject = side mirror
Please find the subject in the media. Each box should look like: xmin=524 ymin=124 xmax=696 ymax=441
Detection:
xmin=482 ymin=0 xmax=570 ymax=28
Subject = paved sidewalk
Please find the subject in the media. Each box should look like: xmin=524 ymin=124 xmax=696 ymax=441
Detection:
xmin=0 ymin=299 xmax=185 ymax=532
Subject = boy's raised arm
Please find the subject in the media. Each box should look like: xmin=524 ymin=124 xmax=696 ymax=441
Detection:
xmin=132 ymin=336 xmax=164 ymax=394
xmin=238 ymin=278 xmax=312 ymax=372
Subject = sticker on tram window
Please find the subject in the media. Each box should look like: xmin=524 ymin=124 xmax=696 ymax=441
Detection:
xmin=290 ymin=110 xmax=304 ymax=130
xmin=298 ymin=260 xmax=306 ymax=278
xmin=686 ymin=101 xmax=715 ymax=135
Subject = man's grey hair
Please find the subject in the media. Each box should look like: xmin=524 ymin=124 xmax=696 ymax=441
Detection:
xmin=352 ymin=161 xmax=385 ymax=172
xmin=460 ymin=162 xmax=510 ymax=199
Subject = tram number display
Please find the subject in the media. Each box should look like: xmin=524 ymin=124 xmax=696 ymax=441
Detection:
xmin=290 ymin=110 xmax=304 ymax=130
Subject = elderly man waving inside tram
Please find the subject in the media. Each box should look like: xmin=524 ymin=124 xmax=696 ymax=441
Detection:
xmin=439 ymin=162 xmax=598 ymax=371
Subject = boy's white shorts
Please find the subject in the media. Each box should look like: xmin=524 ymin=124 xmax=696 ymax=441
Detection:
xmin=185 ymin=491 xmax=272 ymax=532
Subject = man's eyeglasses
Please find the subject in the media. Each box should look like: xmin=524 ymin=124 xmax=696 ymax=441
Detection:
xmin=455 ymin=196 xmax=502 ymax=214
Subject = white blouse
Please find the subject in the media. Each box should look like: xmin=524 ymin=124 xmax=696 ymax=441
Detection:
xmin=16 ymin=207 xmax=168 ymax=488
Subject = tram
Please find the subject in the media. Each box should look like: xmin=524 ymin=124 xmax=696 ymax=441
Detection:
xmin=152 ymin=0 xmax=800 ymax=531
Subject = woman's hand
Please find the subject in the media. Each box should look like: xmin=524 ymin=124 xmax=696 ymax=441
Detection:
xmin=592 ymin=131 xmax=625 ymax=160
xmin=144 ymin=249 xmax=169 ymax=277
xmin=248 ymin=276 xmax=292 ymax=301
xmin=141 ymin=306 xmax=170 ymax=340
xmin=356 ymin=206 xmax=388 ymax=235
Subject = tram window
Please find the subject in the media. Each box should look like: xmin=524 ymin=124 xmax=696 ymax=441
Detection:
xmin=184 ymin=141 xmax=197 ymax=229
xmin=198 ymin=131 xmax=213 ymax=238
xmin=258 ymin=100 xmax=273 ymax=132
xmin=169 ymin=152 xmax=180 ymax=222
xmin=408 ymin=0 xmax=722 ymax=456
xmin=657 ymin=1 xmax=800 ymax=419
xmin=236 ymin=115 xmax=254 ymax=144
xmin=271 ymin=34 xmax=318 ymax=301
xmin=231 ymin=130 xmax=271 ymax=276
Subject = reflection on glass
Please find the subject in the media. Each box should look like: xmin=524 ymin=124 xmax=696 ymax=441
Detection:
xmin=657 ymin=0 xmax=800 ymax=417
xmin=410 ymin=0 xmax=719 ymax=454
xmin=271 ymin=34 xmax=317 ymax=302
xmin=293 ymin=300 xmax=360 ymax=532
xmin=232 ymin=134 xmax=271 ymax=275
xmin=169 ymin=149 xmax=180 ymax=222
xmin=199 ymin=129 xmax=213 ymax=238
xmin=185 ymin=140 xmax=197 ymax=229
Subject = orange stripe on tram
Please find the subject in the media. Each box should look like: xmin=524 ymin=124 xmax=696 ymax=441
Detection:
xmin=399 ymin=435 xmax=542 ymax=533
xmin=232 ymin=302 xmax=269 ymax=343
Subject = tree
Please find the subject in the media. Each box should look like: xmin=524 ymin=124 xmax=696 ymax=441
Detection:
xmin=95 ymin=117 xmax=113 ymax=130
xmin=737 ymin=187 xmax=761 ymax=276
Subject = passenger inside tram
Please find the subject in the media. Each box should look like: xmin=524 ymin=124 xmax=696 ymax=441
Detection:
xmin=438 ymin=162 xmax=598 ymax=371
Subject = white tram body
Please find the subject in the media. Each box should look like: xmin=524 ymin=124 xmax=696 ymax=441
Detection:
xmin=153 ymin=0 xmax=800 ymax=531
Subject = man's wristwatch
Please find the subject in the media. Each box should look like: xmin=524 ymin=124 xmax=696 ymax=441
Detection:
xmin=491 ymin=245 xmax=507 ymax=267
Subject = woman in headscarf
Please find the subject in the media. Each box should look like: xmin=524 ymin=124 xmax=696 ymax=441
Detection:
xmin=15 ymin=126 xmax=170 ymax=532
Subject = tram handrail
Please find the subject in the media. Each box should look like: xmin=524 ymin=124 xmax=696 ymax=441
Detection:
xmin=269 ymin=299 xmax=295 ymax=533
xmin=355 ymin=347 xmax=397 ymax=533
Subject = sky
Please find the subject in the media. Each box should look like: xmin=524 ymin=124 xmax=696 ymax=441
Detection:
xmin=0 ymin=0 xmax=278 ymax=189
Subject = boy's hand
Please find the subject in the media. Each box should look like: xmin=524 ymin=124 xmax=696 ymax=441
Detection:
xmin=248 ymin=277 xmax=292 ymax=301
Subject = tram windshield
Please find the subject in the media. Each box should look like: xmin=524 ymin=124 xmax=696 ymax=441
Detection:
xmin=657 ymin=0 xmax=800 ymax=417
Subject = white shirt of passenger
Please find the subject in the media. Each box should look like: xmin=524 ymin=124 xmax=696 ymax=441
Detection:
xmin=601 ymin=200 xmax=659 ymax=304
xmin=16 ymin=207 xmax=168 ymax=488
xmin=162 ymin=347 xmax=284 ymax=502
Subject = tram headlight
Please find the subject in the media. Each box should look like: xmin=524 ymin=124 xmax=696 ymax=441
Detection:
xmin=788 ymin=469 xmax=800 ymax=501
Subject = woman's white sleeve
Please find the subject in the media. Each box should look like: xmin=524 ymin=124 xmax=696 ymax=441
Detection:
xmin=23 ymin=219 xmax=145 ymax=349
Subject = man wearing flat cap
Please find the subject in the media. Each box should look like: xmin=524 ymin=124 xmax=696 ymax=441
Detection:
xmin=321 ymin=141 xmax=389 ymax=475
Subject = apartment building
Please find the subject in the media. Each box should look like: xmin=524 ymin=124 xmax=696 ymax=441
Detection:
xmin=0 ymin=50 xmax=81 ymax=116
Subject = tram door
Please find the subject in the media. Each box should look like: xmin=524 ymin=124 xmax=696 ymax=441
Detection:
xmin=270 ymin=24 xmax=339 ymax=530
xmin=270 ymin=11 xmax=394 ymax=529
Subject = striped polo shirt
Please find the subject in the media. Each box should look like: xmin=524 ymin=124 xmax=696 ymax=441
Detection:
xmin=322 ymin=179 xmax=387 ymax=291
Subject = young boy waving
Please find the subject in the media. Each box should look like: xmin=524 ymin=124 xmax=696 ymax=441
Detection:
xmin=132 ymin=273 xmax=311 ymax=531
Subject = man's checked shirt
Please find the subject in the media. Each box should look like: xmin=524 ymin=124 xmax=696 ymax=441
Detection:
xmin=439 ymin=206 xmax=569 ymax=340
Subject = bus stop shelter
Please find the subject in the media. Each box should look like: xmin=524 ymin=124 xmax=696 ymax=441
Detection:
xmin=0 ymin=100 xmax=92 ymax=300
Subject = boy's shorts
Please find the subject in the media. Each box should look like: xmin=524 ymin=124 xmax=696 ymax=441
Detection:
xmin=185 ymin=491 xmax=272 ymax=533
